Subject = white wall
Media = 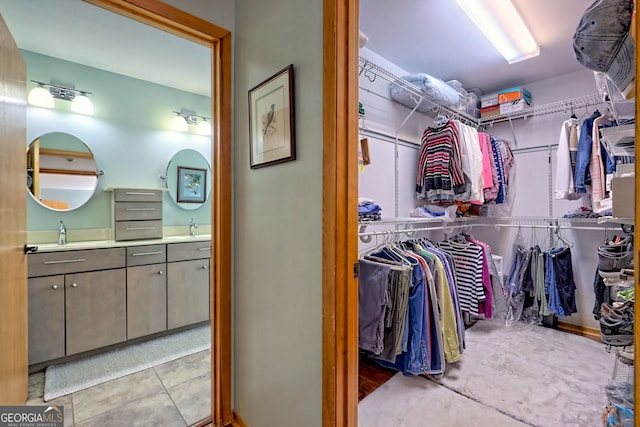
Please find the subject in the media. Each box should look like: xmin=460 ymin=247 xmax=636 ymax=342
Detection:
xmin=358 ymin=50 xmax=613 ymax=331
xmin=233 ymin=0 xmax=323 ymax=426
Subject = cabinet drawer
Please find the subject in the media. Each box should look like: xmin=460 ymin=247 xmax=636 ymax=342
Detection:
xmin=167 ymin=241 xmax=212 ymax=262
xmin=114 ymin=188 xmax=163 ymax=202
xmin=126 ymin=244 xmax=166 ymax=266
xmin=115 ymin=202 xmax=163 ymax=221
xmin=115 ymin=220 xmax=163 ymax=241
xmin=28 ymin=247 xmax=126 ymax=277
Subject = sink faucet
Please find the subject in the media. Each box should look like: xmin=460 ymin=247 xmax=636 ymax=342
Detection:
xmin=189 ymin=218 xmax=198 ymax=237
xmin=58 ymin=220 xmax=67 ymax=245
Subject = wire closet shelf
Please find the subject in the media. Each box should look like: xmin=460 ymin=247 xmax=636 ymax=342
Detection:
xmin=358 ymin=57 xmax=606 ymax=127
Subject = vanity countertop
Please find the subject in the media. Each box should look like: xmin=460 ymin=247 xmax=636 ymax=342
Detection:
xmin=30 ymin=234 xmax=212 ymax=253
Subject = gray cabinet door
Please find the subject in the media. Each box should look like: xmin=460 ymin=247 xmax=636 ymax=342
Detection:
xmin=28 ymin=276 xmax=65 ymax=365
xmin=65 ymin=269 xmax=126 ymax=355
xmin=167 ymin=259 xmax=210 ymax=329
xmin=127 ymin=263 xmax=167 ymax=339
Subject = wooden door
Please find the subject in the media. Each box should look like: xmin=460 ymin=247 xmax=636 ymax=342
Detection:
xmin=0 ymin=12 xmax=28 ymax=405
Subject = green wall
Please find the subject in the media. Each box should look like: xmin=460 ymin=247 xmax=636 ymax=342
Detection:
xmin=25 ymin=50 xmax=212 ymax=232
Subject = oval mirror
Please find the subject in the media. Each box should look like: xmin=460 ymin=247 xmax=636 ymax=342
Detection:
xmin=26 ymin=132 xmax=99 ymax=211
xmin=165 ymin=148 xmax=212 ymax=210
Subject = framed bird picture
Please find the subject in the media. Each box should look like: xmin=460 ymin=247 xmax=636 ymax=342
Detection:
xmin=248 ymin=64 xmax=296 ymax=169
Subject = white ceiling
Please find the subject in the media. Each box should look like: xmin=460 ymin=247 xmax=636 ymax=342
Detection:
xmin=359 ymin=0 xmax=596 ymax=94
xmin=0 ymin=0 xmax=595 ymax=98
xmin=0 ymin=0 xmax=211 ymax=97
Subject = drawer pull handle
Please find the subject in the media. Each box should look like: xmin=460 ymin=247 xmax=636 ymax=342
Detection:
xmin=198 ymin=247 xmax=211 ymax=251
xmin=132 ymin=251 xmax=164 ymax=257
xmin=52 ymin=285 xmax=59 ymax=290
xmin=158 ymin=270 xmax=164 ymax=275
xmin=202 ymin=265 xmax=208 ymax=269
xmin=71 ymin=283 xmax=78 ymax=288
xmin=125 ymin=191 xmax=157 ymax=196
xmin=125 ymin=208 xmax=156 ymax=211
xmin=43 ymin=258 xmax=85 ymax=265
xmin=125 ymin=227 xmax=156 ymax=231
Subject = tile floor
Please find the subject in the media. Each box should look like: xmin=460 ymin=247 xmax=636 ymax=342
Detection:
xmin=26 ymin=349 xmax=211 ymax=427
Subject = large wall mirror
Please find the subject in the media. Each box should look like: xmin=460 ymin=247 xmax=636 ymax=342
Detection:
xmin=165 ymin=148 xmax=212 ymax=210
xmin=26 ymin=132 xmax=100 ymax=211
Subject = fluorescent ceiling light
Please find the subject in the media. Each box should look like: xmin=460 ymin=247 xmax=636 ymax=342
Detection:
xmin=457 ymin=0 xmax=540 ymax=64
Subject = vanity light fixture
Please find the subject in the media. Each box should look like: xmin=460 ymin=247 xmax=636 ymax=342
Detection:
xmin=196 ymin=118 xmax=212 ymax=136
xmin=172 ymin=109 xmax=212 ymax=135
xmin=28 ymin=80 xmax=94 ymax=115
xmin=456 ymin=0 xmax=540 ymax=64
xmin=27 ymin=83 xmax=54 ymax=108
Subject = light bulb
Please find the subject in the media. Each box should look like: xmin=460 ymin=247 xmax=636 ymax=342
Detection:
xmin=172 ymin=115 xmax=189 ymax=132
xmin=28 ymin=86 xmax=54 ymax=108
xmin=70 ymin=94 xmax=94 ymax=115
xmin=197 ymin=119 xmax=212 ymax=136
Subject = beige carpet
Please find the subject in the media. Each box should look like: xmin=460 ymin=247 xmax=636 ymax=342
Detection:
xmin=359 ymin=319 xmax=618 ymax=427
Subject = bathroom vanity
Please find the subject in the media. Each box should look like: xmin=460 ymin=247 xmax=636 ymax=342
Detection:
xmin=27 ymin=235 xmax=211 ymax=366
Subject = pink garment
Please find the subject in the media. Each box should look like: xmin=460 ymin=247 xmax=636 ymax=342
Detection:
xmin=468 ymin=238 xmax=493 ymax=319
xmin=478 ymin=132 xmax=494 ymax=190
xmin=483 ymin=136 xmax=500 ymax=201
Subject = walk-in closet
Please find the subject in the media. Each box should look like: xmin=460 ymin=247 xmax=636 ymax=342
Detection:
xmin=357 ymin=1 xmax=636 ymax=425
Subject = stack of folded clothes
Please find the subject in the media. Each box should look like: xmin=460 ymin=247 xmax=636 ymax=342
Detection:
xmin=358 ymin=198 xmax=382 ymax=221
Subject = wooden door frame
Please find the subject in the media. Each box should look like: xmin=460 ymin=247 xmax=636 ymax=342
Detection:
xmin=324 ymin=2 xmax=639 ymax=426
xmin=322 ymin=0 xmax=360 ymax=426
xmin=85 ymin=1 xmax=232 ymax=425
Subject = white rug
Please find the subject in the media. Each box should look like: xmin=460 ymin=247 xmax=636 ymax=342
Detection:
xmin=44 ymin=324 xmax=211 ymax=401
xmin=360 ymin=319 xmax=618 ymax=427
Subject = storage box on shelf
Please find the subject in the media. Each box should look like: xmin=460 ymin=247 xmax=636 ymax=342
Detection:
xmin=497 ymin=86 xmax=532 ymax=104
xmin=611 ymin=175 xmax=634 ymax=219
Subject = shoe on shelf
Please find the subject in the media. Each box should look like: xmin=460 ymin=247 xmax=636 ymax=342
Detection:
xmin=617 ymin=288 xmax=635 ymax=302
xmin=617 ymin=345 xmax=634 ymax=365
xmin=600 ymin=301 xmax=634 ymax=320
xmin=600 ymin=316 xmax=634 ymax=347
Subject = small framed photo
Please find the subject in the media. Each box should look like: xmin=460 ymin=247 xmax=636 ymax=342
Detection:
xmin=248 ymin=64 xmax=295 ymax=169
xmin=177 ymin=166 xmax=207 ymax=203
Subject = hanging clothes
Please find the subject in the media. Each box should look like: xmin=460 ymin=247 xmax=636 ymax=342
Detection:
xmin=545 ymin=246 xmax=578 ymax=317
xmin=555 ymin=117 xmax=582 ymax=200
xmin=574 ymin=111 xmax=602 ymax=194
xmin=437 ymin=236 xmax=490 ymax=317
xmin=415 ymin=120 xmax=466 ymax=200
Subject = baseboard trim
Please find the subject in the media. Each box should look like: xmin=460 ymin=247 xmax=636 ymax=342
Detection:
xmin=557 ymin=321 xmax=601 ymax=343
xmin=191 ymin=416 xmax=212 ymax=427
xmin=230 ymin=412 xmax=248 ymax=427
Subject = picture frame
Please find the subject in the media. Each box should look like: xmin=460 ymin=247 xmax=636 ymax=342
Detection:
xmin=177 ymin=166 xmax=207 ymax=203
xmin=248 ymin=64 xmax=296 ymax=169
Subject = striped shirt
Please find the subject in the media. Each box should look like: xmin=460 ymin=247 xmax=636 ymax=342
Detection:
xmin=437 ymin=240 xmax=485 ymax=315
xmin=416 ymin=120 xmax=466 ymax=199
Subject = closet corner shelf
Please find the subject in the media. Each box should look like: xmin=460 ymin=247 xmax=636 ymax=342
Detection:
xmin=597 ymin=216 xmax=634 ymax=226
xmin=359 ymin=56 xmax=607 ymax=127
